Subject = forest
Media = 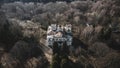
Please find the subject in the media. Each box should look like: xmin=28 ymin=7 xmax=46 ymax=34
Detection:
xmin=0 ymin=0 xmax=120 ymax=68
xmin=0 ymin=0 xmax=97 ymax=3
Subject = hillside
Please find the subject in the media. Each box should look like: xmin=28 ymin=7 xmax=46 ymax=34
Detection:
xmin=0 ymin=0 xmax=120 ymax=68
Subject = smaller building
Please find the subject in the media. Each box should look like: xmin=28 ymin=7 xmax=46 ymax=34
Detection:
xmin=46 ymin=24 xmax=72 ymax=47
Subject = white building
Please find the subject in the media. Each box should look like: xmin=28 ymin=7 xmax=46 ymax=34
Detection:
xmin=46 ymin=24 xmax=72 ymax=47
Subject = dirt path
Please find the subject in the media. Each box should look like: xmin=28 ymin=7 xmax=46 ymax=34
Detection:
xmin=39 ymin=38 xmax=53 ymax=63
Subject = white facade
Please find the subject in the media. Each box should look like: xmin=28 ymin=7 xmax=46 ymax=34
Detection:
xmin=46 ymin=24 xmax=72 ymax=47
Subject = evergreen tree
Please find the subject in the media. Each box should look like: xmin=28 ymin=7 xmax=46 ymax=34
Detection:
xmin=61 ymin=59 xmax=70 ymax=68
xmin=50 ymin=54 xmax=61 ymax=68
xmin=53 ymin=42 xmax=60 ymax=55
xmin=60 ymin=42 xmax=69 ymax=56
xmin=51 ymin=41 xmax=72 ymax=68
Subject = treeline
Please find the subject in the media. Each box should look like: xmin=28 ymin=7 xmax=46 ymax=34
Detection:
xmin=1 ymin=1 xmax=93 ymax=29
xmin=0 ymin=0 xmax=89 ymax=3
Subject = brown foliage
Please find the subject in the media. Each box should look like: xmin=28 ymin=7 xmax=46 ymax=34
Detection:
xmin=0 ymin=53 xmax=21 ymax=68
